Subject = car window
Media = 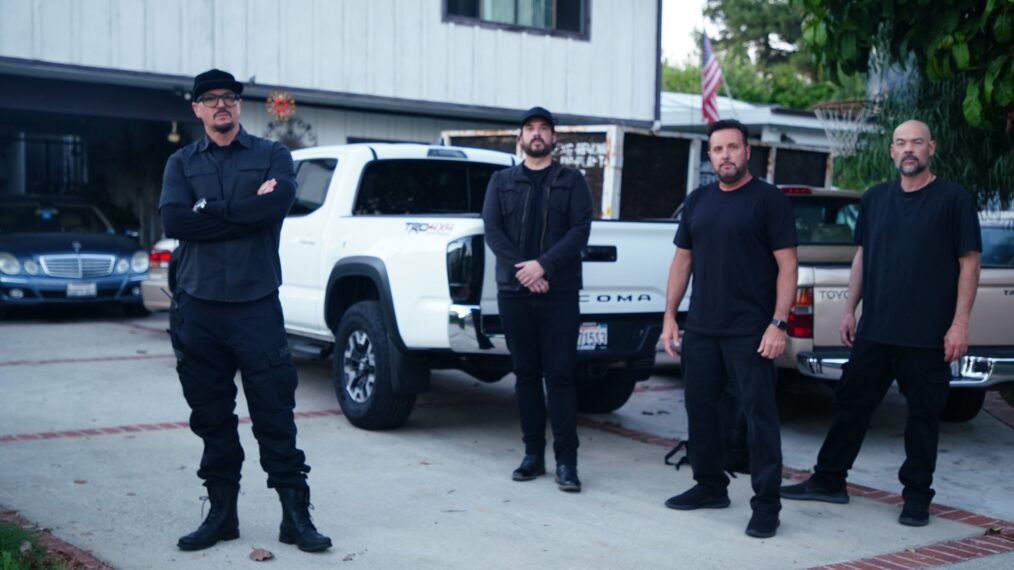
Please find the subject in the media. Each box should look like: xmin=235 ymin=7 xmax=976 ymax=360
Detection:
xmin=0 ymin=203 xmax=114 ymax=234
xmin=353 ymin=160 xmax=506 ymax=215
xmin=789 ymin=197 xmax=859 ymax=245
xmin=289 ymin=159 xmax=338 ymax=217
xmin=981 ymin=226 xmax=1014 ymax=268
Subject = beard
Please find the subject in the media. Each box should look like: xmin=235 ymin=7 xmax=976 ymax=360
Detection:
xmin=716 ymin=162 xmax=747 ymax=184
xmin=896 ymin=155 xmax=928 ymax=176
xmin=521 ymin=138 xmax=554 ymax=158
xmin=212 ymin=120 xmax=235 ymax=134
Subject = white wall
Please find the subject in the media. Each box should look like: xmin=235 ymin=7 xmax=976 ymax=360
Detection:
xmin=0 ymin=0 xmax=659 ymax=123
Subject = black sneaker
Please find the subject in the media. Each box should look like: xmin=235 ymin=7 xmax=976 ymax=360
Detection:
xmin=745 ymin=511 xmax=780 ymax=539
xmin=664 ymin=485 xmax=731 ymax=510
xmin=898 ymin=502 xmax=930 ymax=527
xmin=511 ymin=455 xmax=546 ymax=481
xmin=780 ymin=479 xmax=850 ymax=504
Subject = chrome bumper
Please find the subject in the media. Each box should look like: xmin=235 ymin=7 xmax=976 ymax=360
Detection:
xmin=448 ymin=304 xmax=509 ymax=355
xmin=797 ymin=353 xmax=1014 ymax=388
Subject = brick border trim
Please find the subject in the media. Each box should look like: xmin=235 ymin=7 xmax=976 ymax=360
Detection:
xmin=0 ymin=508 xmax=114 ymax=570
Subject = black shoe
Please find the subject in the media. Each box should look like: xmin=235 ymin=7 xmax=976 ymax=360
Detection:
xmin=555 ymin=464 xmax=581 ymax=492
xmin=780 ymin=479 xmax=850 ymax=504
xmin=664 ymin=485 xmax=730 ymax=510
xmin=177 ymin=485 xmax=241 ymax=551
xmin=277 ymin=487 xmax=333 ymax=552
xmin=511 ymin=455 xmax=546 ymax=481
xmin=745 ymin=511 xmax=780 ymax=539
xmin=899 ymin=502 xmax=930 ymax=527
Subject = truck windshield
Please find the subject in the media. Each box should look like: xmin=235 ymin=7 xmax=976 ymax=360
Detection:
xmin=354 ymin=160 xmax=506 ymax=215
xmin=789 ymin=196 xmax=859 ymax=245
xmin=981 ymin=226 xmax=1014 ymax=268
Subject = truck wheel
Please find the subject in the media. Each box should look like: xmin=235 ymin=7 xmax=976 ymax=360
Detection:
xmin=939 ymin=389 xmax=985 ymax=423
xmin=576 ymin=371 xmax=638 ymax=414
xmin=333 ymin=301 xmax=416 ymax=430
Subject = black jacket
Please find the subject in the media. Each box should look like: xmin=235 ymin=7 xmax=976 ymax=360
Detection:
xmin=481 ymin=161 xmax=593 ymax=292
xmin=159 ymin=127 xmax=296 ymax=302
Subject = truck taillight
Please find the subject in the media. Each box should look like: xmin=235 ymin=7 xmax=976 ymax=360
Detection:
xmin=447 ymin=235 xmax=484 ymax=305
xmin=149 ymin=249 xmax=172 ymax=268
xmin=788 ymin=286 xmax=813 ymax=338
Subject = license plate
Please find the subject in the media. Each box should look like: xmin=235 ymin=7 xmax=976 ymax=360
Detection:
xmin=66 ymin=282 xmax=97 ymax=298
xmin=577 ymin=322 xmax=608 ymax=351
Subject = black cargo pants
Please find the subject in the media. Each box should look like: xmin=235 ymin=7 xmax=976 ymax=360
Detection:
xmin=811 ymin=337 xmax=951 ymax=507
xmin=169 ymin=289 xmax=309 ymax=489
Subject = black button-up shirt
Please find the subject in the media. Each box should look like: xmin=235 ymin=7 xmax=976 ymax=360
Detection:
xmin=159 ymin=127 xmax=296 ymax=302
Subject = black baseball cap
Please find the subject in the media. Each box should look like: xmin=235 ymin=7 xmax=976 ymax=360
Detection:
xmin=520 ymin=106 xmax=555 ymax=128
xmin=192 ymin=69 xmax=244 ymax=100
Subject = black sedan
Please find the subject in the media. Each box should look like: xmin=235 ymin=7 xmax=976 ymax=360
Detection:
xmin=0 ymin=195 xmax=149 ymax=316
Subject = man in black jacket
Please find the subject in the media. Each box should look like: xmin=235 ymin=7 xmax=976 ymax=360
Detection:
xmin=481 ymin=106 xmax=593 ymax=492
xmin=160 ymin=69 xmax=330 ymax=553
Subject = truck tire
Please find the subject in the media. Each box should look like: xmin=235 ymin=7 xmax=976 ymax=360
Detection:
xmin=576 ymin=371 xmax=638 ymax=414
xmin=939 ymin=388 xmax=985 ymax=423
xmin=332 ymin=301 xmax=416 ymax=430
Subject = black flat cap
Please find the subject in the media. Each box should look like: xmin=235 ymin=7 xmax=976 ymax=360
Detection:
xmin=520 ymin=106 xmax=555 ymax=128
xmin=192 ymin=69 xmax=244 ymax=100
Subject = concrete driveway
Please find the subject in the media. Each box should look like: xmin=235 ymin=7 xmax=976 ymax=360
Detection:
xmin=1 ymin=309 xmax=1012 ymax=569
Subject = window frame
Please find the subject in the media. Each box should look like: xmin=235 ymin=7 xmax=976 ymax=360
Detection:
xmin=442 ymin=0 xmax=591 ymax=41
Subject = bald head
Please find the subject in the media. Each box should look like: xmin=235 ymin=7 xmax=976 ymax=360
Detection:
xmin=893 ymin=120 xmax=932 ymax=142
xmin=890 ymin=120 xmax=936 ymax=178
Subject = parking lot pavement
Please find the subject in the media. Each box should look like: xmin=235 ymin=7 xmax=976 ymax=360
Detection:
xmin=1 ymin=311 xmax=1013 ymax=569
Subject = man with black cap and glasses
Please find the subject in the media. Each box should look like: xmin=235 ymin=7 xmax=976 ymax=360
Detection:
xmin=481 ymin=106 xmax=593 ymax=492
xmin=160 ymin=69 xmax=331 ymax=553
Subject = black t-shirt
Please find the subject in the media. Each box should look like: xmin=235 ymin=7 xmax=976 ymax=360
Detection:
xmin=854 ymin=178 xmax=981 ymax=348
xmin=674 ymin=178 xmax=797 ymax=336
xmin=521 ymin=163 xmax=550 ymax=261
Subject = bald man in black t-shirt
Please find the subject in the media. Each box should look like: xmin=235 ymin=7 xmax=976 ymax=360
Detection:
xmin=781 ymin=120 xmax=982 ymax=528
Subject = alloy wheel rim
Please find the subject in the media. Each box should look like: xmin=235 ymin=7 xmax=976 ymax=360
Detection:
xmin=342 ymin=329 xmax=375 ymax=403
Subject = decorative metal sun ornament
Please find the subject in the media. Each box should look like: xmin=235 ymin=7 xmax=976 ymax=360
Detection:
xmin=266 ymin=91 xmax=297 ymax=122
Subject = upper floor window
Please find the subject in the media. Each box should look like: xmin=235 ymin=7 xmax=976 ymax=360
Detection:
xmin=445 ymin=0 xmax=588 ymax=39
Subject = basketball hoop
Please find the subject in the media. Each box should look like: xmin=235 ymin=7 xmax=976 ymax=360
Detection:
xmin=813 ymin=100 xmax=874 ymax=158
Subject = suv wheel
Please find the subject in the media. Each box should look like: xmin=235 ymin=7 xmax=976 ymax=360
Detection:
xmin=939 ymin=388 xmax=985 ymax=423
xmin=576 ymin=370 xmax=639 ymax=414
xmin=333 ymin=301 xmax=416 ymax=430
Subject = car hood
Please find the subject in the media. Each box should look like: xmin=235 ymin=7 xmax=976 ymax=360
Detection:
xmin=0 ymin=232 xmax=142 ymax=257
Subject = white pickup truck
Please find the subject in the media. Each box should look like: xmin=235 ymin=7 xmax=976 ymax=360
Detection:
xmin=278 ymin=143 xmax=675 ymax=429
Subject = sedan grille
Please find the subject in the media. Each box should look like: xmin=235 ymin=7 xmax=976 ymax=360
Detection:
xmin=40 ymin=254 xmax=116 ymax=278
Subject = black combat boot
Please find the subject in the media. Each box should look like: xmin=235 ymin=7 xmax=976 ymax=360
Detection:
xmin=277 ymin=487 xmax=333 ymax=552
xmin=177 ymin=485 xmax=240 ymax=551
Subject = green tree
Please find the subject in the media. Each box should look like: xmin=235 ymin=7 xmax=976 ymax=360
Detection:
xmin=795 ymin=0 xmax=1014 ymax=128
xmin=704 ymin=0 xmax=807 ymax=70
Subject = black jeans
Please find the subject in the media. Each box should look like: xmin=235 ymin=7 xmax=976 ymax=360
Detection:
xmin=169 ymin=290 xmax=309 ymax=489
xmin=681 ymin=332 xmax=782 ymax=514
xmin=811 ymin=337 xmax=950 ymax=506
xmin=498 ymin=290 xmax=580 ymax=466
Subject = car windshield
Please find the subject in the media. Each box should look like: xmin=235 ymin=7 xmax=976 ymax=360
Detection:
xmin=981 ymin=225 xmax=1014 ymax=268
xmin=0 ymin=203 xmax=115 ymax=234
xmin=789 ymin=196 xmax=860 ymax=245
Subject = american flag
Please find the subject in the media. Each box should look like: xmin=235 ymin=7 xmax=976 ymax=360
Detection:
xmin=701 ymin=34 xmax=723 ymax=124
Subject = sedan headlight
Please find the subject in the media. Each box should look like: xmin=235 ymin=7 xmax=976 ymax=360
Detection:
xmin=131 ymin=250 xmax=150 ymax=273
xmin=0 ymin=252 xmax=20 ymax=275
xmin=116 ymin=258 xmax=130 ymax=273
xmin=23 ymin=259 xmax=39 ymax=275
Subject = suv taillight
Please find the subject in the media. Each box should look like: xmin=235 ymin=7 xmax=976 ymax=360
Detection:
xmin=149 ymin=249 xmax=172 ymax=268
xmin=788 ymin=286 xmax=813 ymax=338
xmin=447 ymin=236 xmax=484 ymax=305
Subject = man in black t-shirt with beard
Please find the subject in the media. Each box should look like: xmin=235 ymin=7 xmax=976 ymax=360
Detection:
xmin=781 ymin=120 xmax=982 ymax=528
xmin=660 ymin=119 xmax=798 ymax=539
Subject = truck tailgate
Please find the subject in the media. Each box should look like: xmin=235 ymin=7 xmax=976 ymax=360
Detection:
xmin=969 ymin=267 xmax=1014 ymax=346
xmin=480 ymin=220 xmax=677 ymax=316
xmin=812 ymin=266 xmax=853 ymax=348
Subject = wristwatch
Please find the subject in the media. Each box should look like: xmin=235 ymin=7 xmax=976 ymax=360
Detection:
xmin=192 ymin=198 xmax=208 ymax=213
xmin=770 ymin=319 xmax=788 ymax=331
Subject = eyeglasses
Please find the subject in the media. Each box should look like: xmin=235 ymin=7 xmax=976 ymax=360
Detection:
xmin=197 ymin=93 xmax=240 ymax=107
